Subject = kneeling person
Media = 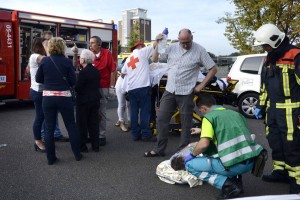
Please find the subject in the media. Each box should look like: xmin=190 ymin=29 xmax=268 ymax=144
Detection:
xmin=184 ymin=94 xmax=264 ymax=199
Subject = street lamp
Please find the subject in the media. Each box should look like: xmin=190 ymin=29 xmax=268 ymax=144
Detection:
xmin=143 ymin=10 xmax=147 ymax=42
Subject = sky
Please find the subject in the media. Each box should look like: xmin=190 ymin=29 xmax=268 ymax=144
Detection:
xmin=0 ymin=0 xmax=238 ymax=56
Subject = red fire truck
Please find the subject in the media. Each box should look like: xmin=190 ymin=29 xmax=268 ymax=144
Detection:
xmin=0 ymin=8 xmax=118 ymax=103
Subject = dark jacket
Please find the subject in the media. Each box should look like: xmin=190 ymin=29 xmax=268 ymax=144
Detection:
xmin=36 ymin=55 xmax=76 ymax=90
xmin=75 ymin=64 xmax=101 ymax=105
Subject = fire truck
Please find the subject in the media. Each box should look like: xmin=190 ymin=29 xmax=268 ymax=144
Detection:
xmin=0 ymin=8 xmax=118 ymax=103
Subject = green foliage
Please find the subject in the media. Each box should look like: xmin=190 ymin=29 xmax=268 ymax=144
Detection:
xmin=229 ymin=52 xmax=240 ymax=56
xmin=217 ymin=0 xmax=300 ymax=54
xmin=127 ymin=22 xmax=141 ymax=52
xmin=208 ymin=52 xmax=216 ymax=58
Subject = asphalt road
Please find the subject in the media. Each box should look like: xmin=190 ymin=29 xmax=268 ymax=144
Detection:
xmin=0 ymin=99 xmax=289 ymax=200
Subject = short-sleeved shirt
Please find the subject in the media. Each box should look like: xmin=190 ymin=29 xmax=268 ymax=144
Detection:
xmin=122 ymin=45 xmax=154 ymax=91
xmin=160 ymin=42 xmax=215 ymax=95
xmin=29 ymin=53 xmax=43 ymax=92
xmin=201 ymin=106 xmax=226 ymax=144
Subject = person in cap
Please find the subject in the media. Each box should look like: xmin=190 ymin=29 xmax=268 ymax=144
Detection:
xmin=253 ymin=23 xmax=300 ymax=194
xmin=121 ymin=39 xmax=159 ymax=142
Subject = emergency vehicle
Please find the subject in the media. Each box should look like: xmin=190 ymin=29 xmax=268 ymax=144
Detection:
xmin=0 ymin=8 xmax=118 ymax=103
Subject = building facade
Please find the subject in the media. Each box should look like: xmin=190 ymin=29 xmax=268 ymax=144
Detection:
xmin=118 ymin=8 xmax=151 ymax=48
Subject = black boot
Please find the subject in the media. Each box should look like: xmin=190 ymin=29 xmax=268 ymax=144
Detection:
xmin=289 ymin=178 xmax=300 ymax=194
xmin=235 ymin=175 xmax=244 ymax=194
xmin=262 ymin=170 xmax=289 ymax=183
xmin=219 ymin=178 xmax=242 ymax=199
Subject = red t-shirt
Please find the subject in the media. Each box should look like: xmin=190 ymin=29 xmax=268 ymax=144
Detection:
xmin=93 ymin=48 xmax=116 ymax=88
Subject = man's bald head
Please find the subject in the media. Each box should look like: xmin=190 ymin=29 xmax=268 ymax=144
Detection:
xmin=178 ymin=29 xmax=192 ymax=37
xmin=178 ymin=28 xmax=193 ymax=50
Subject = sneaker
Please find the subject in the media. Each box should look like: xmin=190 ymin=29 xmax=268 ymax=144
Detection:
xmin=54 ymin=135 xmax=69 ymax=142
xmin=115 ymin=121 xmax=120 ymax=127
xmin=99 ymin=138 xmax=106 ymax=146
xmin=262 ymin=170 xmax=290 ymax=183
xmin=219 ymin=178 xmax=242 ymax=199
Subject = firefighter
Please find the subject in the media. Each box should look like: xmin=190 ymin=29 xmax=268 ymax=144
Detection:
xmin=253 ymin=24 xmax=300 ymax=194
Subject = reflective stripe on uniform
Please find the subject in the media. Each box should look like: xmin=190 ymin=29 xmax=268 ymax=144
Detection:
xmin=220 ymin=144 xmax=262 ymax=164
xmin=277 ymin=64 xmax=295 ymax=70
xmin=285 ymin=164 xmax=300 ymax=176
xmin=274 ymin=160 xmax=286 ymax=166
xmin=259 ymin=83 xmax=268 ymax=106
xmin=295 ymin=74 xmax=300 ymax=85
xmin=276 ymin=99 xmax=300 ymax=141
xmin=281 ymin=66 xmax=290 ymax=97
xmin=274 ymin=165 xmax=285 ymax=171
xmin=208 ymin=174 xmax=217 ymax=186
xmin=266 ymin=112 xmax=269 ymax=136
xmin=218 ymin=135 xmax=250 ymax=152
xmin=199 ymin=172 xmax=209 ymax=180
xmin=273 ymin=160 xmax=286 ymax=171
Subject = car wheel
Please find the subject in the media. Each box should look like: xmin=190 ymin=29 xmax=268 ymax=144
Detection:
xmin=238 ymin=93 xmax=259 ymax=119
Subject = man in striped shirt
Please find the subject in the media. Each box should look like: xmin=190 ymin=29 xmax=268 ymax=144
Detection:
xmin=144 ymin=28 xmax=217 ymax=157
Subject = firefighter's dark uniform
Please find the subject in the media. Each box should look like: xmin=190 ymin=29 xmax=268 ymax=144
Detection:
xmin=258 ymin=40 xmax=300 ymax=193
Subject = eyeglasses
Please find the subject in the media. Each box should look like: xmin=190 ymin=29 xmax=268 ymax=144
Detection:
xmin=180 ymin=41 xmax=192 ymax=45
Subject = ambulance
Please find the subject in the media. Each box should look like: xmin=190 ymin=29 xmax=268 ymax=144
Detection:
xmin=0 ymin=8 xmax=118 ymax=103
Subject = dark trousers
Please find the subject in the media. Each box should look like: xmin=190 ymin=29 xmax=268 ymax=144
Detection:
xmin=154 ymin=91 xmax=194 ymax=154
xmin=128 ymin=86 xmax=152 ymax=140
xmin=42 ymin=96 xmax=80 ymax=162
xmin=76 ymin=101 xmax=100 ymax=149
xmin=150 ymin=84 xmax=162 ymax=123
xmin=266 ymin=106 xmax=300 ymax=188
xmin=30 ymin=89 xmax=44 ymax=140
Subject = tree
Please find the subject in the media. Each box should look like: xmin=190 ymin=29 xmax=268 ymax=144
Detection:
xmin=217 ymin=0 xmax=300 ymax=54
xmin=208 ymin=52 xmax=216 ymax=58
xmin=127 ymin=22 xmax=142 ymax=52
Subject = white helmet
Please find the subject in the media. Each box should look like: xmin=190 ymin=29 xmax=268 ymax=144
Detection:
xmin=253 ymin=24 xmax=285 ymax=49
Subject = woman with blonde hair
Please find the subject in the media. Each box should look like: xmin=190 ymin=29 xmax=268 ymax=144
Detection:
xmin=36 ymin=37 xmax=81 ymax=165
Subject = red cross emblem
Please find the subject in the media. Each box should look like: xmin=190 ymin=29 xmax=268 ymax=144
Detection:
xmin=127 ymin=56 xmax=139 ymax=70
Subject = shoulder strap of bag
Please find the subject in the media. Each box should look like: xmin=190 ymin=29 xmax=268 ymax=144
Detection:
xmin=49 ymin=56 xmax=71 ymax=88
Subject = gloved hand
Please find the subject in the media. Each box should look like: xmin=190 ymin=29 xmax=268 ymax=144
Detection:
xmin=184 ymin=153 xmax=196 ymax=165
xmin=255 ymin=108 xmax=262 ymax=119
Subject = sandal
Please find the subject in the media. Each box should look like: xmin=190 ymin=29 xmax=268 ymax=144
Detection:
xmin=144 ymin=150 xmax=164 ymax=157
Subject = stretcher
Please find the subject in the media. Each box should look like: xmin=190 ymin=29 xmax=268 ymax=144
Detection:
xmin=151 ymin=74 xmax=238 ymax=134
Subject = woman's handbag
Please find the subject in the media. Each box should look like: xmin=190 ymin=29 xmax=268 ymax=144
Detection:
xmin=49 ymin=57 xmax=77 ymax=102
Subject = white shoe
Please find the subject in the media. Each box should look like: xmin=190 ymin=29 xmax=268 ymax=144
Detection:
xmin=115 ymin=120 xmax=120 ymax=127
xmin=120 ymin=122 xmax=128 ymax=132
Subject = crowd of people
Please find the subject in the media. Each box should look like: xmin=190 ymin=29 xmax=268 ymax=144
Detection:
xmin=28 ymin=24 xmax=300 ymax=198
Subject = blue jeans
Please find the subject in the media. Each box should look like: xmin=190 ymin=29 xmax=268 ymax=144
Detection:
xmin=42 ymin=96 xmax=80 ymax=161
xmin=30 ymin=89 xmax=44 ymax=140
xmin=128 ymin=86 xmax=152 ymax=140
xmin=186 ymin=157 xmax=254 ymax=189
xmin=41 ymin=112 xmax=62 ymax=138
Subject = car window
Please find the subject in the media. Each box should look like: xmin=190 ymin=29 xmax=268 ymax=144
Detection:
xmin=240 ymin=57 xmax=264 ymax=74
